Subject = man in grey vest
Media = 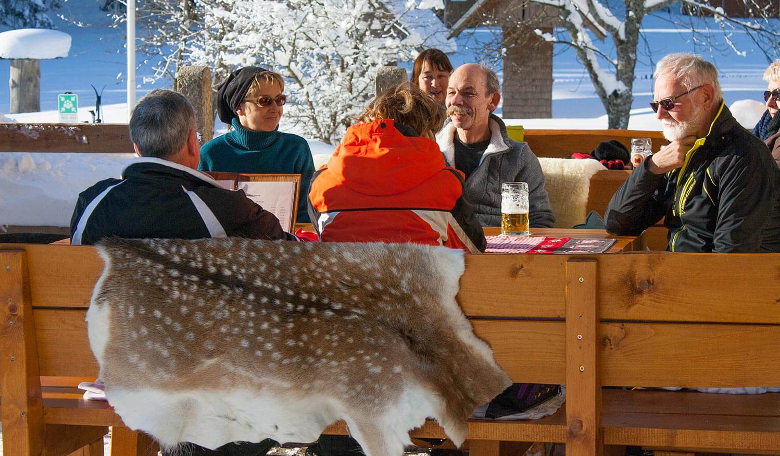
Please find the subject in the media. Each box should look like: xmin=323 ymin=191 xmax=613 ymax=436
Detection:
xmin=436 ymin=63 xmax=554 ymax=228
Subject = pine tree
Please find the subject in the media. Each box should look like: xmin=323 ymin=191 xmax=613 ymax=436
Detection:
xmin=0 ymin=0 xmax=62 ymax=29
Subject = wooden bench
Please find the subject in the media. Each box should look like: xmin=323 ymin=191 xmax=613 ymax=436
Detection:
xmin=2 ymin=244 xmax=779 ymax=455
xmin=523 ymin=129 xmax=666 ymax=159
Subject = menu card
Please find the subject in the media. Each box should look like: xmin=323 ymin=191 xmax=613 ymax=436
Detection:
xmin=205 ymin=172 xmax=301 ymax=232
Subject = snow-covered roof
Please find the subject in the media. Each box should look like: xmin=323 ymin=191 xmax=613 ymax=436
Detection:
xmin=0 ymin=29 xmax=72 ymax=60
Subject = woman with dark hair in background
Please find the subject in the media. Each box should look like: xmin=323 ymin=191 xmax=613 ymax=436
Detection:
xmin=410 ymin=48 xmax=453 ymax=106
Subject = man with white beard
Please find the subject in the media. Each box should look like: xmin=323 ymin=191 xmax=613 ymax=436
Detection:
xmin=606 ymin=53 xmax=780 ymax=252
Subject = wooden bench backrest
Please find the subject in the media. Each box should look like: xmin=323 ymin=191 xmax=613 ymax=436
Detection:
xmin=0 ymin=123 xmax=664 ymax=159
xmin=3 ymin=245 xmax=779 ymax=389
xmin=523 ymin=129 xmax=666 ymax=158
xmin=0 ymin=123 xmax=133 ymax=154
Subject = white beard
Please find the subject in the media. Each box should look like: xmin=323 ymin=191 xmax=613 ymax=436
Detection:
xmin=661 ymin=105 xmax=705 ymax=141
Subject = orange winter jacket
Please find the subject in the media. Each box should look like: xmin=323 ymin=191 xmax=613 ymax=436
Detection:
xmin=307 ymin=119 xmax=486 ymax=253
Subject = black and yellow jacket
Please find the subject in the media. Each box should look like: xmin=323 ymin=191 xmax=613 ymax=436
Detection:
xmin=606 ymin=102 xmax=780 ymax=253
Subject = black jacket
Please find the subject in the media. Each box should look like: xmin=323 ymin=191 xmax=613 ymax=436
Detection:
xmin=606 ymin=103 xmax=780 ymax=253
xmin=70 ymin=158 xmax=294 ymax=245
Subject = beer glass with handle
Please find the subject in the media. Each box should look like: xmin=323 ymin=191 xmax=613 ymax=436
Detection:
xmin=501 ymin=182 xmax=530 ymax=236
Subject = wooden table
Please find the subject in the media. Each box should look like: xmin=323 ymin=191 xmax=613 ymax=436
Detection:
xmin=482 ymin=227 xmax=641 ymax=253
xmin=293 ymin=224 xmax=641 ymax=254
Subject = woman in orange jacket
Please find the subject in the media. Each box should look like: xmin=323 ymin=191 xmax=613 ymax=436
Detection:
xmin=307 ymin=84 xmax=485 ymax=253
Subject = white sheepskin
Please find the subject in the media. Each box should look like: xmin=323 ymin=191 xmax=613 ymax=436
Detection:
xmin=539 ymin=157 xmax=606 ymax=228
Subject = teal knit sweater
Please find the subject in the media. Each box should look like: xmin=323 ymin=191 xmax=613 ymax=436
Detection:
xmin=199 ymin=119 xmax=314 ymax=223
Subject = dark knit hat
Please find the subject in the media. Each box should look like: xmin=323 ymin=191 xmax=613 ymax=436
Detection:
xmin=591 ymin=140 xmax=630 ymax=163
xmin=216 ymin=67 xmax=268 ymax=124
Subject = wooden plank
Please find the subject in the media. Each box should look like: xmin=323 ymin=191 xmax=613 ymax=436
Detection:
xmin=17 ymin=244 xmax=570 ymax=318
xmin=35 ymin=309 xmax=100 ymax=377
xmin=640 ymin=226 xmax=668 ymax=251
xmin=43 ymin=424 xmax=106 ymax=456
xmin=523 ymin=129 xmax=665 ymax=159
xmin=600 ymin=323 xmax=780 ymax=387
xmin=603 ymin=412 xmax=780 ymax=452
xmin=110 ymin=426 xmax=159 ymax=456
xmin=0 ymin=250 xmax=45 ymax=456
xmin=32 ymin=306 xmax=566 ymax=384
xmin=473 ymin=320 xmax=565 ymax=384
xmin=22 ymin=246 xmax=780 ymax=323
xmin=460 ymin=254 xmax=566 ymax=318
xmin=565 ymin=259 xmax=602 ymax=456
xmin=323 ymin=411 xmax=568 ymax=442
xmin=43 ymin=399 xmax=125 ymax=427
xmin=585 ymin=170 xmax=631 ymax=218
xmin=66 ymin=437 xmax=105 ymax=456
xmin=603 ymin=389 xmax=780 ymax=418
xmin=0 ymin=123 xmax=133 ymax=153
xmin=597 ymin=253 xmax=780 ymax=324
xmin=467 ymin=440 xmax=533 ymax=456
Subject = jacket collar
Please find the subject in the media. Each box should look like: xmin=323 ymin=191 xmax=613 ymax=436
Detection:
xmin=122 ymin=157 xmax=224 ymax=188
xmin=674 ymin=100 xmax=734 ymax=185
xmin=436 ymin=113 xmax=512 ymax=166
xmin=227 ymin=117 xmax=281 ymax=151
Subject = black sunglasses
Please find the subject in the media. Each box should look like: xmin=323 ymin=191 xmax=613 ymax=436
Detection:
xmin=650 ymin=85 xmax=703 ymax=113
xmin=245 ymin=94 xmax=287 ymax=107
xmin=764 ymin=89 xmax=780 ymax=102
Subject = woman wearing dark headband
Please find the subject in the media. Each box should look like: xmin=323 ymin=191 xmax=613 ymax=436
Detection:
xmin=200 ymin=66 xmax=315 ymax=223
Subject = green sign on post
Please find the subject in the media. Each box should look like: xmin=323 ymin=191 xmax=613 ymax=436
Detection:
xmin=58 ymin=93 xmax=78 ymax=123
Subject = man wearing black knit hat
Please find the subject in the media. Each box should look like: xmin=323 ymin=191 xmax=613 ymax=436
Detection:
xmin=200 ymin=66 xmax=315 ymax=224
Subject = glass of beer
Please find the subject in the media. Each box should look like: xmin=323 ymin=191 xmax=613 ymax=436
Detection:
xmin=501 ymin=182 xmax=530 ymax=236
xmin=630 ymin=137 xmax=652 ymax=168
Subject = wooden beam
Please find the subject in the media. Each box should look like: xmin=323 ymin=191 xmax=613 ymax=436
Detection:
xmin=0 ymin=250 xmax=45 ymax=456
xmin=566 ymin=259 xmax=602 ymax=456
xmin=0 ymin=123 xmax=132 ymax=153
xmin=45 ymin=424 xmax=106 ymax=456
xmin=109 ymin=426 xmax=159 ymax=456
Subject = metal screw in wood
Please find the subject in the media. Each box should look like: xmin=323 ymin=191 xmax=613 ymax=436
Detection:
xmin=578 ymin=277 xmax=584 ymax=282
xmin=8 ymin=321 xmax=13 ymax=326
xmin=5 ymin=266 xmax=9 ymax=271
xmin=579 ymin=366 xmax=585 ymax=372
xmin=10 ymin=356 xmax=14 ymax=362
xmin=577 ymin=334 xmax=583 ymax=340
xmin=20 ymin=412 xmax=25 ymax=417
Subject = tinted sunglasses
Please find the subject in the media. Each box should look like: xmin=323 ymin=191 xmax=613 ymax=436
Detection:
xmin=764 ymin=89 xmax=780 ymax=102
xmin=245 ymin=94 xmax=287 ymax=107
xmin=650 ymin=85 xmax=703 ymax=113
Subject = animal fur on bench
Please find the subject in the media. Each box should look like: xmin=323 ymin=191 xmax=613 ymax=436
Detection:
xmin=87 ymin=238 xmax=511 ymax=456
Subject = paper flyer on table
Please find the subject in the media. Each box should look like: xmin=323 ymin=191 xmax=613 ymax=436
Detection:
xmin=238 ymin=181 xmax=296 ymax=232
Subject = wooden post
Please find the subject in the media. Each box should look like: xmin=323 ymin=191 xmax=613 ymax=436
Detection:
xmin=565 ymin=259 xmax=602 ymax=455
xmin=110 ymin=426 xmax=159 ymax=456
xmin=9 ymin=59 xmax=40 ymax=113
xmin=0 ymin=250 xmax=44 ymax=456
xmin=375 ymin=66 xmax=407 ymax=96
xmin=175 ymin=65 xmax=215 ymax=144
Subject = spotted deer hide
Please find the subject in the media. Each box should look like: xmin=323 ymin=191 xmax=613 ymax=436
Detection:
xmin=87 ymin=238 xmax=511 ymax=456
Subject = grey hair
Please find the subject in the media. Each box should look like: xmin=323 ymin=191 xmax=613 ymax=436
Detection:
xmin=480 ymin=64 xmax=501 ymax=96
xmin=654 ymin=53 xmax=723 ymax=100
xmin=129 ymin=89 xmax=197 ymax=159
xmin=764 ymin=60 xmax=780 ymax=83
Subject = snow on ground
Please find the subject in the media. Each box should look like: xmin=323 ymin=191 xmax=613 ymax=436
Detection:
xmin=0 ymin=28 xmax=71 ymax=59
